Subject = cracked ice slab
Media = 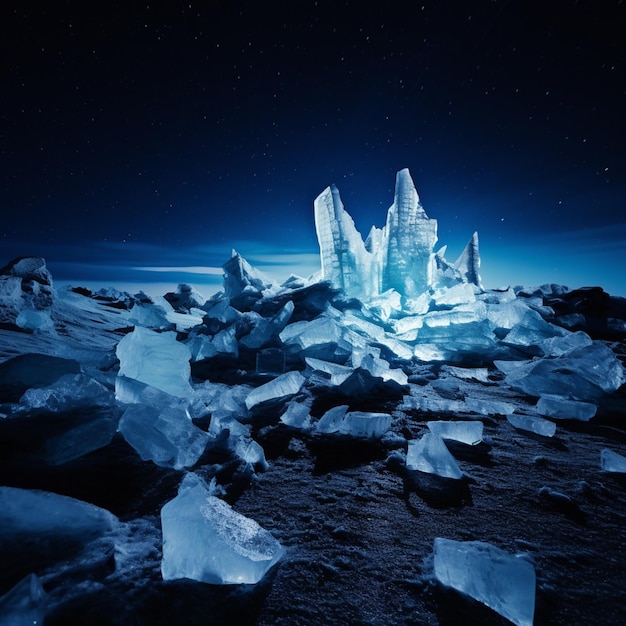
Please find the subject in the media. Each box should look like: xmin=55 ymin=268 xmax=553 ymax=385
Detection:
xmin=161 ymin=474 xmax=284 ymax=584
xmin=434 ymin=538 xmax=536 ymax=626
xmin=507 ymin=413 xmax=556 ymax=437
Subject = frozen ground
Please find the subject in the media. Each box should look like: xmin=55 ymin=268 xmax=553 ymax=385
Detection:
xmin=1 ymin=258 xmax=626 ymax=625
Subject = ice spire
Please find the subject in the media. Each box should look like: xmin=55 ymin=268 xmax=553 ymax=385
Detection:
xmin=382 ymin=168 xmax=438 ymax=297
xmin=454 ymin=231 xmax=483 ymax=289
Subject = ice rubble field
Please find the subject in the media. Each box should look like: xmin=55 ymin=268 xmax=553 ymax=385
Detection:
xmin=1 ymin=171 xmax=626 ymax=625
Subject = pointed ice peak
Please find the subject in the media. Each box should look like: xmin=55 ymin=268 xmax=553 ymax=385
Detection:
xmin=454 ymin=231 xmax=483 ymax=289
xmin=392 ymin=168 xmax=426 ymax=217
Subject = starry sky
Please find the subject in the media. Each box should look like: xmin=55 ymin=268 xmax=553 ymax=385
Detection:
xmin=1 ymin=1 xmax=625 ymax=298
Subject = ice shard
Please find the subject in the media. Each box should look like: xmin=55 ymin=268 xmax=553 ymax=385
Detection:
xmin=406 ymin=433 xmax=463 ymax=479
xmin=600 ymin=448 xmax=626 ymax=473
xmin=161 ymin=473 xmax=284 ymax=584
xmin=434 ymin=538 xmax=536 ymax=626
xmin=0 ymin=573 xmax=47 ymax=626
xmin=427 ymin=420 xmax=483 ymax=445
xmin=453 ymin=231 xmax=483 ymax=289
xmin=314 ymin=184 xmax=374 ymax=299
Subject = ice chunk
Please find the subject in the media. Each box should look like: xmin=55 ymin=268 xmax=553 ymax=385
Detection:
xmin=503 ymin=343 xmax=624 ymax=402
xmin=18 ymin=373 xmax=113 ymax=412
xmin=164 ymin=283 xmax=206 ymax=312
xmin=0 ymin=573 xmax=47 ymax=626
xmin=116 ymin=327 xmax=193 ymax=399
xmin=245 ymin=371 xmax=305 ymax=410
xmin=315 ymin=405 xmax=349 ymax=434
xmin=0 ymin=486 xmax=118 ymax=545
xmin=600 ymin=448 xmax=626 ymax=473
xmin=118 ymin=403 xmax=210 ymax=470
xmin=535 ymin=394 xmax=597 ymax=421
xmin=188 ymin=327 xmax=239 ymax=361
xmin=240 ymin=300 xmax=294 ymax=349
xmin=431 ymin=282 xmax=476 ymax=307
xmin=305 ymin=357 xmax=353 ymax=385
xmin=234 ymin=438 xmax=268 ymax=470
xmin=161 ymin=474 xmax=284 ymax=584
xmin=540 ymin=329 xmax=592 ymax=356
xmin=433 ymin=538 xmax=535 ymax=626
xmin=280 ymin=398 xmax=312 ymax=429
xmin=279 ymin=315 xmax=342 ymax=355
xmin=339 ymin=411 xmax=392 ymax=438
xmin=502 ymin=308 xmax=569 ymax=356
xmin=507 ymin=413 xmax=556 ymax=437
xmin=0 ymin=353 xmax=80 ymax=403
xmin=16 ymin=309 xmax=54 ymax=331
xmin=453 ymin=231 xmax=483 ymax=290
xmin=427 ymin=420 xmax=483 ymax=445
xmin=127 ymin=300 xmax=173 ymax=329
xmin=406 ymin=433 xmax=463 ymax=479
xmin=222 ymin=250 xmax=274 ymax=306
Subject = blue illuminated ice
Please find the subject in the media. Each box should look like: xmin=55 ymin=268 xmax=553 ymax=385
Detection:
xmin=160 ymin=473 xmax=284 ymax=584
xmin=116 ymin=326 xmax=193 ymax=399
xmin=406 ymin=433 xmax=463 ymax=479
xmin=245 ymin=370 xmax=305 ymax=410
xmin=118 ymin=403 xmax=210 ymax=470
xmin=427 ymin=420 xmax=483 ymax=445
xmin=314 ymin=168 xmax=481 ymax=301
xmin=600 ymin=448 xmax=626 ymax=473
xmin=507 ymin=413 xmax=556 ymax=437
xmin=434 ymin=538 xmax=535 ymax=626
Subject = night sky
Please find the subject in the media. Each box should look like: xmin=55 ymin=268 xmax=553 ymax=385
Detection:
xmin=2 ymin=1 xmax=625 ymax=297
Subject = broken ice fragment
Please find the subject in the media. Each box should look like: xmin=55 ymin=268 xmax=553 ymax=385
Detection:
xmin=245 ymin=371 xmax=305 ymax=410
xmin=406 ymin=433 xmax=463 ymax=479
xmin=280 ymin=398 xmax=312 ymax=429
xmin=600 ymin=448 xmax=626 ymax=473
xmin=339 ymin=411 xmax=391 ymax=438
xmin=433 ymin=538 xmax=535 ymax=626
xmin=161 ymin=474 xmax=284 ymax=584
xmin=536 ymin=394 xmax=597 ymax=421
xmin=118 ymin=403 xmax=209 ymax=470
xmin=507 ymin=413 xmax=556 ymax=437
xmin=0 ymin=573 xmax=47 ymax=626
xmin=116 ymin=327 xmax=193 ymax=399
xmin=315 ymin=405 xmax=349 ymax=434
xmin=427 ymin=420 xmax=483 ymax=445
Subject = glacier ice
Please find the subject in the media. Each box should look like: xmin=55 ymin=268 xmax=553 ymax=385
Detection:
xmin=406 ymin=433 xmax=463 ymax=479
xmin=600 ymin=448 xmax=626 ymax=473
xmin=339 ymin=411 xmax=392 ymax=438
xmin=507 ymin=413 xmax=557 ymax=437
xmin=433 ymin=538 xmax=535 ymax=626
xmin=160 ymin=473 xmax=284 ymax=584
xmin=314 ymin=168 xmax=481 ymax=302
xmin=118 ymin=403 xmax=210 ymax=470
xmin=0 ymin=573 xmax=47 ymax=626
xmin=116 ymin=326 xmax=193 ymax=399
xmin=427 ymin=420 xmax=483 ymax=445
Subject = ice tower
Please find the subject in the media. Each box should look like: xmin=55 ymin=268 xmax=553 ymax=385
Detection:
xmin=314 ymin=168 xmax=480 ymax=302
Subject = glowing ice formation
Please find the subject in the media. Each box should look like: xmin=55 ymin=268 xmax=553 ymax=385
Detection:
xmin=161 ymin=473 xmax=284 ymax=584
xmin=434 ymin=538 xmax=536 ymax=626
xmin=314 ymin=168 xmax=481 ymax=301
xmin=406 ymin=432 xmax=463 ymax=479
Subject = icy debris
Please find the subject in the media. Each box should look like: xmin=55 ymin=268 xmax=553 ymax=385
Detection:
xmin=202 ymin=298 xmax=241 ymax=329
xmin=164 ymin=283 xmax=206 ymax=312
xmin=16 ymin=309 xmax=54 ymax=331
xmin=427 ymin=420 xmax=483 ymax=445
xmin=223 ymin=250 xmax=275 ymax=302
xmin=600 ymin=448 xmax=626 ymax=473
xmin=339 ymin=411 xmax=392 ymax=438
xmin=507 ymin=413 xmax=556 ymax=437
xmin=441 ymin=365 xmax=491 ymax=383
xmin=0 ymin=353 xmax=80 ymax=403
xmin=305 ymin=357 xmax=353 ymax=386
xmin=187 ymin=327 xmax=239 ymax=361
xmin=127 ymin=300 xmax=173 ymax=329
xmin=433 ymin=538 xmax=535 ymax=626
xmin=0 ymin=573 xmax=47 ymax=626
xmin=280 ymin=398 xmax=312 ymax=429
xmin=18 ymin=373 xmax=113 ymax=412
xmin=359 ymin=353 xmax=408 ymax=386
xmin=406 ymin=433 xmax=463 ymax=479
xmin=234 ymin=438 xmax=268 ymax=470
xmin=118 ymin=403 xmax=210 ymax=470
xmin=502 ymin=308 xmax=569 ymax=355
xmin=116 ymin=327 xmax=193 ymax=399
xmin=161 ymin=473 xmax=284 ymax=584
xmin=501 ymin=343 xmax=624 ymax=402
xmin=240 ymin=300 xmax=294 ymax=349
xmin=431 ymin=282 xmax=476 ymax=307
xmin=279 ymin=315 xmax=342 ymax=355
xmin=540 ymin=330 xmax=592 ymax=356
xmin=535 ymin=394 xmax=597 ymax=421
xmin=0 ymin=486 xmax=118 ymax=545
xmin=245 ymin=371 xmax=305 ymax=410
xmin=315 ymin=405 xmax=349 ymax=434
